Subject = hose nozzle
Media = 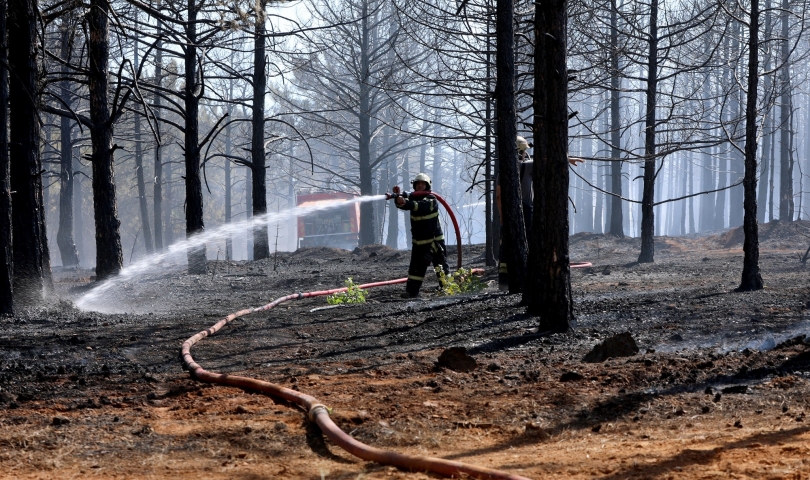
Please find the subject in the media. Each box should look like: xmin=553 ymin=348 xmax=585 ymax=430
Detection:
xmin=386 ymin=186 xmax=409 ymax=200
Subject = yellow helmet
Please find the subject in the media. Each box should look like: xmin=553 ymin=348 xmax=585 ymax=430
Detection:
xmin=517 ymin=136 xmax=529 ymax=152
xmin=412 ymin=173 xmax=431 ymax=189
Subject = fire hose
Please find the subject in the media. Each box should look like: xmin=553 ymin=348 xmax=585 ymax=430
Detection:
xmin=181 ymin=276 xmax=537 ymax=480
xmin=181 ymin=193 xmax=592 ymax=479
xmin=386 ymin=189 xmax=592 ymax=272
xmin=386 ymin=189 xmax=463 ymax=270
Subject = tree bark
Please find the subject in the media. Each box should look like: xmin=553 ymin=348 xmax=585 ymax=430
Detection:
xmin=778 ymin=0 xmax=793 ymax=221
xmin=432 ymin=111 xmax=442 ymax=193
xmin=484 ymin=53 xmax=495 ymax=265
xmin=252 ymin=0 xmax=269 ymax=260
xmin=56 ymin=22 xmax=79 ymax=267
xmin=739 ymin=0 xmax=763 ymax=291
xmin=224 ymin=102 xmax=233 ymax=260
xmin=495 ymin=0 xmax=527 ymax=294
xmin=9 ymin=0 xmax=53 ymax=300
xmin=245 ymin=166 xmax=253 ymax=259
xmin=757 ymin=0 xmax=773 ymax=224
xmin=0 ymin=0 xmax=12 ymax=315
xmin=357 ymin=3 xmax=375 ymax=247
xmin=184 ymin=0 xmax=206 ymax=273
xmin=153 ymin=21 xmax=163 ymax=252
xmin=728 ymin=21 xmax=744 ymax=229
xmin=133 ymin=45 xmax=153 ymax=256
xmin=608 ymin=0 xmax=624 ymax=237
xmin=87 ymin=0 xmax=123 ymax=280
xmin=73 ymin=145 xmax=84 ymax=261
xmin=401 ymin=151 xmax=412 ymax=245
xmin=131 ymin=25 xmax=152 ymax=257
xmin=525 ymin=0 xmax=572 ymax=331
xmin=699 ymin=74 xmax=715 ymax=232
xmin=385 ymin=130 xmax=398 ymax=248
xmin=638 ymin=0 xmax=658 ymax=263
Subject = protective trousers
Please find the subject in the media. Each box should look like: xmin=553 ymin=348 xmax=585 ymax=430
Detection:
xmin=406 ymin=239 xmax=450 ymax=296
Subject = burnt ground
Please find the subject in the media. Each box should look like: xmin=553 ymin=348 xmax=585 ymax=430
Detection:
xmin=1 ymin=220 xmax=810 ymax=479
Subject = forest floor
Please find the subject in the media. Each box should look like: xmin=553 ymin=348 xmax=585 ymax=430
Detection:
xmin=1 ymin=220 xmax=810 ymax=479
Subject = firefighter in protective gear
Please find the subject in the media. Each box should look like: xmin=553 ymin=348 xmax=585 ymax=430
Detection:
xmin=394 ymin=173 xmax=450 ymax=298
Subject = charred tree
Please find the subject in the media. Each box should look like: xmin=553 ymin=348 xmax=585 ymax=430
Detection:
xmin=56 ymin=20 xmax=79 ymax=267
xmin=133 ymin=42 xmax=153 ymax=256
xmin=757 ymin=0 xmax=773 ymax=225
xmin=728 ymin=21 xmax=744 ymax=229
xmin=0 ymin=0 xmax=12 ymax=316
xmin=525 ymin=0 xmax=573 ymax=331
xmin=224 ymin=97 xmax=233 ymax=261
xmin=251 ymin=0 xmax=269 ymax=260
xmin=87 ymin=0 xmax=123 ymax=280
xmin=777 ymin=0 xmax=794 ymax=221
xmin=153 ymin=17 xmax=164 ymax=251
xmin=638 ymin=0 xmax=658 ymax=264
xmin=739 ymin=0 xmax=763 ymax=292
xmin=9 ymin=0 xmax=53 ymax=301
xmin=183 ymin=0 xmax=206 ymax=273
xmin=385 ymin=129 xmax=398 ymax=248
xmin=432 ymin=111 xmax=442 ymax=193
xmin=495 ymin=0 xmax=526 ymax=294
xmin=484 ymin=54 xmax=495 ymax=265
xmin=357 ymin=1 xmax=375 ymax=246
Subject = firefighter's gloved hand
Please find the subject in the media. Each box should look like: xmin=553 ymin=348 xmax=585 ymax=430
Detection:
xmin=395 ymin=196 xmax=406 ymax=206
xmin=392 ymin=185 xmax=401 ymax=194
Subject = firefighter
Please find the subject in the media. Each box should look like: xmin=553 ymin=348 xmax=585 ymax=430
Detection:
xmin=496 ymin=136 xmax=584 ymax=288
xmin=496 ymin=136 xmax=534 ymax=288
xmin=394 ymin=173 xmax=450 ymax=298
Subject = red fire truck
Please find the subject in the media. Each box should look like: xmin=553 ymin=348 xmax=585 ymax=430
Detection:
xmin=296 ymin=191 xmax=360 ymax=250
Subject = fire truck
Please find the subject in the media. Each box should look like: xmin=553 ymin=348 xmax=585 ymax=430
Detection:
xmin=296 ymin=191 xmax=360 ymax=250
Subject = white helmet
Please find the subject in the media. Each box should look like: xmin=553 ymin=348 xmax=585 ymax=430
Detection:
xmin=517 ymin=136 xmax=529 ymax=152
xmin=412 ymin=173 xmax=431 ymax=189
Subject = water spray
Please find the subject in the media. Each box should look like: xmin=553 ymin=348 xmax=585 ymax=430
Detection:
xmin=76 ymin=195 xmax=386 ymax=312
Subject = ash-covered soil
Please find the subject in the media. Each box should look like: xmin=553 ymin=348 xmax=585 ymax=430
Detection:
xmin=1 ymin=220 xmax=809 ymax=479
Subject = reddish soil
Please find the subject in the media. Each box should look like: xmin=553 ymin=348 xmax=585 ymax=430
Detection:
xmin=1 ymin=221 xmax=809 ymax=479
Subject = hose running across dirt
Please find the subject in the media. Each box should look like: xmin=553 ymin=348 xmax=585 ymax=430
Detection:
xmin=181 ymin=195 xmax=591 ymax=479
xmin=182 ymin=275 xmax=536 ymax=480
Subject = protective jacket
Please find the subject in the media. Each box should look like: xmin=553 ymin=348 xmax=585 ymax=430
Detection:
xmin=397 ymin=193 xmax=444 ymax=245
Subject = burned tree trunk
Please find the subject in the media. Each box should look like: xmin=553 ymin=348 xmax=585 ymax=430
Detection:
xmin=0 ymin=0 xmax=12 ymax=315
xmin=224 ymin=102 xmax=233 ymax=260
xmin=357 ymin=2 xmax=376 ymax=247
xmin=134 ymin=110 xmax=154 ymax=255
xmin=9 ymin=0 xmax=52 ymax=301
xmin=184 ymin=0 xmax=206 ymax=273
xmin=153 ymin=23 xmax=164 ymax=252
xmin=251 ymin=0 xmax=269 ymax=260
xmin=87 ymin=0 xmax=123 ymax=280
xmin=133 ymin=42 xmax=153 ymax=256
xmin=608 ymin=0 xmax=624 ymax=238
xmin=385 ymin=130 xmax=398 ymax=248
xmin=778 ymin=0 xmax=794 ymax=221
xmin=525 ymin=0 xmax=573 ymax=331
xmin=495 ymin=0 xmax=527 ymax=294
xmin=56 ymin=21 xmax=79 ymax=267
xmin=739 ymin=0 xmax=763 ymax=292
xmin=638 ymin=0 xmax=658 ymax=263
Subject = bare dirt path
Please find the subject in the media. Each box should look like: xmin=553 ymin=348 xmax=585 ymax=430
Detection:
xmin=1 ymin=222 xmax=809 ymax=479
